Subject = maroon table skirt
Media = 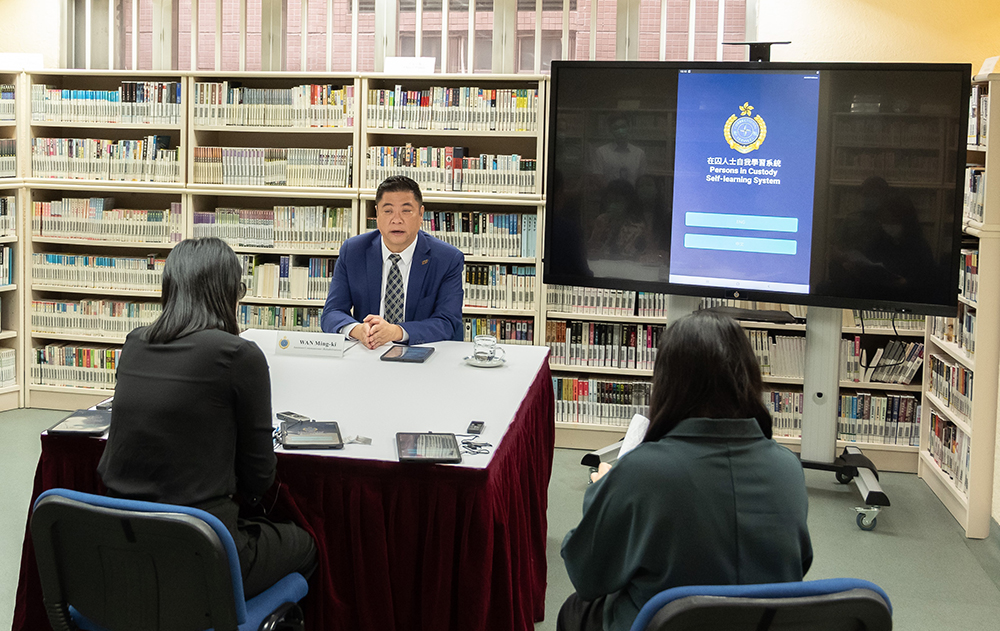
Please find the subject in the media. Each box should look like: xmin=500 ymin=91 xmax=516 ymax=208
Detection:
xmin=13 ymin=365 xmax=554 ymax=631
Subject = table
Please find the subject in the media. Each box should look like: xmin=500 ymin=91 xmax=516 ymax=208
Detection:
xmin=13 ymin=335 xmax=555 ymax=631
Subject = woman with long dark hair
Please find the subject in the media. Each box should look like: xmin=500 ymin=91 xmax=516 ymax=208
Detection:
xmin=97 ymin=237 xmax=316 ymax=598
xmin=558 ymin=310 xmax=812 ymax=631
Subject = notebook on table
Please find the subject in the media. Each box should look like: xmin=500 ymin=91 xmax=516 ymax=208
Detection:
xmin=47 ymin=409 xmax=112 ymax=436
xmin=279 ymin=421 xmax=344 ymax=449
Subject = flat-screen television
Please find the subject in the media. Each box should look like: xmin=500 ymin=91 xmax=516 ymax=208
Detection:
xmin=544 ymin=61 xmax=971 ymax=316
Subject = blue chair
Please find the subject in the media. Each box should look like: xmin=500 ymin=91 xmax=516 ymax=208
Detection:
xmin=630 ymin=578 xmax=892 ymax=631
xmin=30 ymin=488 xmax=309 ymax=631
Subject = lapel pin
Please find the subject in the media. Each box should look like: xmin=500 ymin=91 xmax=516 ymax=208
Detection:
xmin=421 ymin=259 xmax=429 ymax=265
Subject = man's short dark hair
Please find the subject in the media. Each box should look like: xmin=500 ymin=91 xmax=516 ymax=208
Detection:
xmin=376 ymin=175 xmax=423 ymax=205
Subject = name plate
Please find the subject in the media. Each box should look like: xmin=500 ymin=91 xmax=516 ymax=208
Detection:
xmin=276 ymin=332 xmax=352 ymax=358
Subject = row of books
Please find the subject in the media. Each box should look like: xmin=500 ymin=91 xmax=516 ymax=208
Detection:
xmin=238 ymin=305 xmax=323 ymax=332
xmin=0 ymin=139 xmax=15 ymax=178
xmin=844 ymin=309 xmax=926 ymax=331
xmin=929 ymin=307 xmax=975 ymax=357
xmin=462 ymin=316 xmax=535 ymax=346
xmin=421 ymin=211 xmax=537 ymax=258
xmin=31 ymin=136 xmax=181 ymax=182
xmin=964 ymin=166 xmax=985 ymax=224
xmin=699 ymin=297 xmax=808 ymax=319
xmin=31 ymin=299 xmax=162 ymax=337
xmin=959 ymin=248 xmax=978 ymax=303
xmin=746 ymin=331 xmax=806 ymax=378
xmin=192 ymin=82 xmax=355 ymax=128
xmin=546 ymin=320 xmax=664 ymax=371
xmin=766 ymin=391 xmax=804 ymax=438
xmin=0 ymin=84 xmax=13 ymax=121
xmin=463 ymin=264 xmax=536 ymax=311
xmin=365 ymin=145 xmax=537 ymax=194
xmin=31 ymin=344 xmax=120 ymax=389
xmin=192 ymin=146 xmax=353 ymax=188
xmin=968 ymin=86 xmax=988 ymax=147
xmin=32 ymin=198 xmax=183 ymax=243
xmin=0 ymin=348 xmax=13 ymax=387
xmin=928 ymin=410 xmax=970 ymax=495
xmin=32 ymin=253 xmax=166 ymax=292
xmin=547 ymin=285 xmax=639 ymax=317
xmin=0 ymin=244 xmax=15 ymax=286
xmin=192 ymin=206 xmax=352 ymax=250
xmin=552 ymin=377 xmax=651 ymax=426
xmin=366 ymin=86 xmax=538 ymax=132
xmin=856 ymin=339 xmax=925 ymax=385
xmin=31 ymin=81 xmax=182 ymax=124
xmin=927 ymin=354 xmax=973 ymax=420
xmin=239 ymin=254 xmax=335 ymax=301
xmin=0 ymin=195 xmax=15 ymax=234
xmin=837 ymin=393 xmax=920 ymax=446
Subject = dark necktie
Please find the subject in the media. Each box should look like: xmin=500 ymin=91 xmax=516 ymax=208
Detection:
xmin=385 ymin=253 xmax=404 ymax=324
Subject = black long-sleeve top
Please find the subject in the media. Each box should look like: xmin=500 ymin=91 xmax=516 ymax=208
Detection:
xmin=97 ymin=327 xmax=276 ymax=521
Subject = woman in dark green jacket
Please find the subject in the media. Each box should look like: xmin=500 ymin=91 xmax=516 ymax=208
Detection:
xmin=559 ymin=310 xmax=813 ymax=631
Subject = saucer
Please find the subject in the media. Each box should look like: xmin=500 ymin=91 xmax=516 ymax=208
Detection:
xmin=463 ymin=355 xmax=506 ymax=368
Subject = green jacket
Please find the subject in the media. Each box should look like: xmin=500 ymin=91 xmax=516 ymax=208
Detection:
xmin=561 ymin=417 xmax=812 ymax=631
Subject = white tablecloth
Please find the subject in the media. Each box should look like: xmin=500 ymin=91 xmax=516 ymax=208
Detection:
xmin=241 ymin=329 xmax=550 ymax=468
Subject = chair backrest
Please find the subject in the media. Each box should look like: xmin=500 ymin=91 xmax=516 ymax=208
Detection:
xmin=31 ymin=488 xmax=248 ymax=631
xmin=631 ymin=578 xmax=893 ymax=631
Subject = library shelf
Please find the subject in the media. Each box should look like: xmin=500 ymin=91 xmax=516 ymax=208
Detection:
xmin=31 ymin=284 xmax=160 ymax=298
xmin=30 ymin=332 xmax=128 ymax=345
xmin=0 ymin=122 xmax=15 ymax=128
xmin=968 ymin=144 xmax=987 ymax=153
xmin=546 ymin=311 xmax=666 ymax=325
xmin=957 ymin=295 xmax=978 ymax=308
xmin=240 ymin=296 xmax=325 ymax=307
xmin=548 ymin=363 xmax=653 ymax=378
xmin=923 ymin=390 xmax=973 ymax=436
xmin=193 ymin=126 xmax=355 ymax=135
xmin=30 ymin=121 xmax=183 ymax=131
xmin=31 ymin=237 xmax=178 ymax=249
xmin=463 ymin=306 xmax=536 ymax=317
xmin=554 ymin=421 xmax=630 ymax=432
xmin=188 ymin=184 xmax=358 ymax=198
xmin=229 ymin=246 xmax=341 ymax=257
xmin=919 ymin=451 xmax=970 ymax=513
xmin=0 ymin=284 xmax=17 ymax=293
xmin=916 ymin=69 xmax=1000 ymax=539
xmin=360 ymin=190 xmax=544 ymax=205
xmin=841 ymin=326 xmax=925 ymax=337
xmin=762 ymin=377 xmax=921 ymax=392
xmin=26 ymin=384 xmax=115 ymax=411
xmin=0 ymin=235 xmax=16 ymax=244
xmin=25 ymin=179 xmax=185 ymax=194
xmin=465 ymin=255 xmax=535 ymax=264
xmin=553 ymin=422 xmax=627 ymax=450
xmin=0 ymin=384 xmax=20 ymax=395
xmin=927 ymin=334 xmax=974 ymax=371
xmin=365 ymin=128 xmax=537 ymax=139
xmin=0 ymin=330 xmax=16 ymax=340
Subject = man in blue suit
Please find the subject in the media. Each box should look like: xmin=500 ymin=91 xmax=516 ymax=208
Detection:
xmin=321 ymin=176 xmax=464 ymax=348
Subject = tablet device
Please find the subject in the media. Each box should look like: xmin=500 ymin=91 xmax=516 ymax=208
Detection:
xmin=396 ymin=432 xmax=462 ymax=463
xmin=380 ymin=345 xmax=435 ymax=363
xmin=280 ymin=421 xmax=344 ymax=449
xmin=47 ymin=409 xmax=112 ymax=436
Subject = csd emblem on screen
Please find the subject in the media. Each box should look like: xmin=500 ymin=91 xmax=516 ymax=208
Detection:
xmin=724 ymin=102 xmax=767 ymax=153
xmin=279 ymin=336 xmax=290 ymax=350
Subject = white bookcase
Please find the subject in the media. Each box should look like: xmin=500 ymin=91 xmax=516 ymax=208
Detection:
xmin=917 ymin=70 xmax=999 ymax=539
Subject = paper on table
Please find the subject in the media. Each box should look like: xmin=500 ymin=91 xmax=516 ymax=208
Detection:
xmin=619 ymin=413 xmax=650 ymax=460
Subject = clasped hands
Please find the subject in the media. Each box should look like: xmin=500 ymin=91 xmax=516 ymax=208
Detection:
xmin=350 ymin=314 xmax=404 ymax=349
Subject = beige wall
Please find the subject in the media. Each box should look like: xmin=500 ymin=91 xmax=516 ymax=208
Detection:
xmin=0 ymin=0 xmax=63 ymax=68
xmin=758 ymin=0 xmax=1000 ymax=70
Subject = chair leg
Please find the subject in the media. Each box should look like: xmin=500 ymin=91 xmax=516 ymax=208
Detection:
xmin=258 ymin=602 xmax=304 ymax=631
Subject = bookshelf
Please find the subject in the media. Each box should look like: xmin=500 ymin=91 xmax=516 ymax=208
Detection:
xmin=360 ymin=75 xmax=547 ymax=346
xmin=0 ymin=73 xmax=23 ymax=411
xmin=916 ymin=70 xmax=999 ymax=539
xmin=544 ymin=290 xmax=926 ymax=471
xmin=23 ymin=71 xmax=186 ymax=410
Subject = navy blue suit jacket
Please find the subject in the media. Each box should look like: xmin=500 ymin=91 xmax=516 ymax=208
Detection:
xmin=320 ymin=230 xmax=465 ymax=344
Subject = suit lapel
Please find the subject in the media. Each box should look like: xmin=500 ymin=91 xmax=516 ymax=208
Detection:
xmin=406 ymin=232 xmax=431 ymax=321
xmin=366 ymin=234 xmax=383 ymax=317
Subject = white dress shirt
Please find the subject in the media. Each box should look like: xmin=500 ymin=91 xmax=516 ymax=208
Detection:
xmin=341 ymin=234 xmax=418 ymax=342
